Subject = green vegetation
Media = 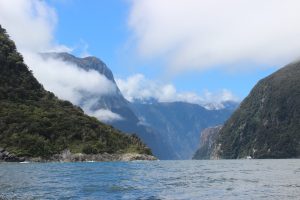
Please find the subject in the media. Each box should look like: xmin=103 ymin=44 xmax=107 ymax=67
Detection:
xmin=216 ymin=61 xmax=300 ymax=158
xmin=0 ymin=25 xmax=152 ymax=158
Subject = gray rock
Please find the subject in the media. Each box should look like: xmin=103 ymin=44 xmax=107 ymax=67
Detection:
xmin=192 ymin=125 xmax=223 ymax=160
xmin=0 ymin=148 xmax=25 ymax=162
xmin=26 ymin=149 xmax=157 ymax=162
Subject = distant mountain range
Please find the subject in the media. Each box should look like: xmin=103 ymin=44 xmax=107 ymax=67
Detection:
xmin=194 ymin=60 xmax=300 ymax=159
xmin=42 ymin=52 xmax=238 ymax=159
xmin=131 ymin=101 xmax=236 ymax=159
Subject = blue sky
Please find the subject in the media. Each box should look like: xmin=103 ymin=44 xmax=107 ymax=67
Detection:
xmin=45 ymin=0 xmax=282 ymax=100
xmin=2 ymin=0 xmax=299 ymax=104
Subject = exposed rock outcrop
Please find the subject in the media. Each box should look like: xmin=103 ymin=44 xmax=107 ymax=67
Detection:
xmin=0 ymin=148 xmax=25 ymax=162
xmin=28 ymin=150 xmax=157 ymax=162
xmin=0 ymin=148 xmax=156 ymax=162
xmin=192 ymin=126 xmax=222 ymax=160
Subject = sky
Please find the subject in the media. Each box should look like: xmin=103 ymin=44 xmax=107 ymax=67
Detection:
xmin=1 ymin=0 xmax=300 ymax=108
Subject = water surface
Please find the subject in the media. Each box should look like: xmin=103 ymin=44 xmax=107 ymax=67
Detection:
xmin=0 ymin=160 xmax=299 ymax=199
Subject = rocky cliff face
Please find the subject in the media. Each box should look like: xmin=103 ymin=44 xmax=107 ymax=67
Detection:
xmin=213 ymin=61 xmax=300 ymax=159
xmin=192 ymin=126 xmax=222 ymax=160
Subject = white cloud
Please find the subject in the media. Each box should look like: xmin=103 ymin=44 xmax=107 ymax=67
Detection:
xmin=0 ymin=0 xmax=119 ymax=122
xmin=80 ymin=97 xmax=123 ymax=122
xmin=0 ymin=0 xmax=69 ymax=53
xmin=78 ymin=39 xmax=91 ymax=58
xmin=24 ymin=52 xmax=117 ymax=104
xmin=128 ymin=0 xmax=300 ymax=72
xmin=116 ymin=74 xmax=238 ymax=109
xmin=86 ymin=109 xmax=123 ymax=123
xmin=23 ymin=52 xmax=120 ymax=122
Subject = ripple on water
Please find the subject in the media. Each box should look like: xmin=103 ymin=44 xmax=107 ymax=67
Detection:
xmin=0 ymin=160 xmax=300 ymax=199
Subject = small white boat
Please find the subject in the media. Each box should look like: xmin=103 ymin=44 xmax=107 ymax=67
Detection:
xmin=20 ymin=161 xmax=30 ymax=164
xmin=246 ymin=156 xmax=252 ymax=159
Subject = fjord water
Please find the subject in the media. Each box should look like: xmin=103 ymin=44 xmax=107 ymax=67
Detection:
xmin=0 ymin=160 xmax=299 ymax=200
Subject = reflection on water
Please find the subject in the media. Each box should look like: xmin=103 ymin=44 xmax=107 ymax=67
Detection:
xmin=0 ymin=160 xmax=299 ymax=199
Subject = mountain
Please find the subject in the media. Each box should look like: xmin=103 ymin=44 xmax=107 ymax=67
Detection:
xmin=41 ymin=52 xmax=140 ymax=129
xmin=0 ymin=25 xmax=152 ymax=159
xmin=42 ymin=52 xmax=175 ymax=159
xmin=42 ymin=52 xmax=237 ymax=159
xmin=131 ymin=101 xmax=236 ymax=159
xmin=212 ymin=61 xmax=300 ymax=159
xmin=192 ymin=125 xmax=222 ymax=160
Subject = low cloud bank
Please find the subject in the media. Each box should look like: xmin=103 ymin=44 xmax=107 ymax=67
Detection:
xmin=116 ymin=74 xmax=238 ymax=109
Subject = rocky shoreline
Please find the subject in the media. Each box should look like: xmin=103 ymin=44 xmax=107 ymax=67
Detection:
xmin=0 ymin=148 xmax=25 ymax=162
xmin=0 ymin=148 xmax=157 ymax=163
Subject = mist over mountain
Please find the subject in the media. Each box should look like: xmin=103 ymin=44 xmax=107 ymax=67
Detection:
xmin=41 ymin=52 xmax=237 ymax=159
xmin=41 ymin=52 xmax=136 ymax=123
xmin=41 ymin=52 xmax=175 ymax=159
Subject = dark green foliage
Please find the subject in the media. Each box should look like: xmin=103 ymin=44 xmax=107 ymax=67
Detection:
xmin=216 ymin=61 xmax=300 ymax=159
xmin=0 ymin=25 xmax=151 ymax=158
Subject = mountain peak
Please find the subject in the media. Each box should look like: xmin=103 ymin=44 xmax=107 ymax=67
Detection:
xmin=41 ymin=52 xmax=115 ymax=82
